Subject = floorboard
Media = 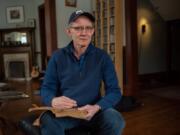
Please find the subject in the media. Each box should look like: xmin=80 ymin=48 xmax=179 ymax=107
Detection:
xmin=122 ymin=86 xmax=180 ymax=135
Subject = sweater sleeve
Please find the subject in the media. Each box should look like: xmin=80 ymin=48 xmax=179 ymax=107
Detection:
xmin=96 ymin=53 xmax=122 ymax=110
xmin=40 ymin=54 xmax=59 ymax=106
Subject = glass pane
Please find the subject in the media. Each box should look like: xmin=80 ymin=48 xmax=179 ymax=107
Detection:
xmin=4 ymin=32 xmax=27 ymax=44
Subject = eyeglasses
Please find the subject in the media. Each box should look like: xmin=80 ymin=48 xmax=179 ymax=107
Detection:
xmin=70 ymin=26 xmax=94 ymax=32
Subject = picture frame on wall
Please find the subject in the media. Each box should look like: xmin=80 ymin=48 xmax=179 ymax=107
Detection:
xmin=65 ymin=0 xmax=77 ymax=7
xmin=6 ymin=6 xmax=24 ymax=23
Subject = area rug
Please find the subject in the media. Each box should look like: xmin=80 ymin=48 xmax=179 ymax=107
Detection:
xmin=145 ymin=86 xmax=180 ymax=100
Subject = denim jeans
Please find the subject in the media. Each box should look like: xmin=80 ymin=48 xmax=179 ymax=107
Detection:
xmin=40 ymin=108 xmax=125 ymax=135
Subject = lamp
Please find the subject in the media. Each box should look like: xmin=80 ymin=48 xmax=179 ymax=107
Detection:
xmin=141 ymin=24 xmax=146 ymax=34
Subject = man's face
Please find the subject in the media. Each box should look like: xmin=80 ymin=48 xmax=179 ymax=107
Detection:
xmin=67 ymin=16 xmax=94 ymax=48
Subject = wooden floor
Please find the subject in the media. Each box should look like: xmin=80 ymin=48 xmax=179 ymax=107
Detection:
xmin=0 ymin=80 xmax=180 ymax=135
xmin=122 ymin=86 xmax=180 ymax=135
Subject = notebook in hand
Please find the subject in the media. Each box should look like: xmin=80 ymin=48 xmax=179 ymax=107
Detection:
xmin=29 ymin=105 xmax=88 ymax=119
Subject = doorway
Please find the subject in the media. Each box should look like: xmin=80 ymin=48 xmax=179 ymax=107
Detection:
xmin=38 ymin=4 xmax=47 ymax=70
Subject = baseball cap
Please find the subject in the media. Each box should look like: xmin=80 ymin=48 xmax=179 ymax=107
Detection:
xmin=68 ymin=10 xmax=95 ymax=24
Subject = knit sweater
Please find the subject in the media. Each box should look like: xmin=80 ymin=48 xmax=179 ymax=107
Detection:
xmin=41 ymin=42 xmax=121 ymax=110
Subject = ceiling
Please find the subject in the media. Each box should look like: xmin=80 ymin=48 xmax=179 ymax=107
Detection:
xmin=150 ymin=0 xmax=180 ymax=21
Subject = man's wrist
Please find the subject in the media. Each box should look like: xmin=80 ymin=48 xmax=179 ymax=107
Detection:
xmin=51 ymin=97 xmax=56 ymax=107
xmin=94 ymin=104 xmax=101 ymax=111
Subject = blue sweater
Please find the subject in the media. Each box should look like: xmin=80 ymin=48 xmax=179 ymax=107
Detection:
xmin=41 ymin=42 xmax=121 ymax=110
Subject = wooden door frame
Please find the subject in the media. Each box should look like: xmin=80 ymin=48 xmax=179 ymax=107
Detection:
xmin=119 ymin=0 xmax=139 ymax=111
xmin=124 ymin=0 xmax=138 ymax=96
xmin=44 ymin=0 xmax=57 ymax=57
xmin=38 ymin=4 xmax=47 ymax=70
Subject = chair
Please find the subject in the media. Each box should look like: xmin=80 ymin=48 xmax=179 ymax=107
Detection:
xmin=18 ymin=113 xmax=91 ymax=135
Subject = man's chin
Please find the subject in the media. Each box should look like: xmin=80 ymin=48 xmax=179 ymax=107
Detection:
xmin=79 ymin=42 xmax=89 ymax=47
xmin=78 ymin=44 xmax=86 ymax=48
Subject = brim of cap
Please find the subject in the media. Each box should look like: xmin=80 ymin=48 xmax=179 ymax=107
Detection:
xmin=70 ymin=12 xmax=95 ymax=24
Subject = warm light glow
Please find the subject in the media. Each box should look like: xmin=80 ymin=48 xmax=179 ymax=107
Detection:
xmin=141 ymin=24 xmax=146 ymax=33
xmin=138 ymin=18 xmax=151 ymax=35
xmin=139 ymin=18 xmax=148 ymax=26
xmin=138 ymin=17 xmax=152 ymax=47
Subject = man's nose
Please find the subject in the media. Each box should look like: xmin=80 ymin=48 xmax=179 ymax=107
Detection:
xmin=80 ymin=27 xmax=88 ymax=33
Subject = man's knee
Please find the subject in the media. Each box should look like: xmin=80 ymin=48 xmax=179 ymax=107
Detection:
xmin=40 ymin=111 xmax=55 ymax=125
xmin=101 ymin=108 xmax=125 ymax=130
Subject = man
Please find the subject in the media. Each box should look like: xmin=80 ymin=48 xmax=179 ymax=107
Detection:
xmin=40 ymin=10 xmax=125 ymax=135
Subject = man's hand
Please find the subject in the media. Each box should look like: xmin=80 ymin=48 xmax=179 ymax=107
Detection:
xmin=78 ymin=104 xmax=101 ymax=121
xmin=51 ymin=96 xmax=77 ymax=110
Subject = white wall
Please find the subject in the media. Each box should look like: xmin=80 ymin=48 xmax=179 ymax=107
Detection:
xmin=137 ymin=0 xmax=167 ymax=74
xmin=33 ymin=0 xmax=44 ymax=69
xmin=0 ymin=0 xmax=36 ymax=28
xmin=56 ymin=0 xmax=93 ymax=48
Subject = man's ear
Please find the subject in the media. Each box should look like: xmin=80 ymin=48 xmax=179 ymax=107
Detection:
xmin=65 ymin=28 xmax=71 ymax=36
xmin=92 ymin=28 xmax=95 ymax=35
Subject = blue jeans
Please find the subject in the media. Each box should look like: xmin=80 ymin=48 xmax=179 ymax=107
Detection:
xmin=40 ymin=108 xmax=125 ymax=135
